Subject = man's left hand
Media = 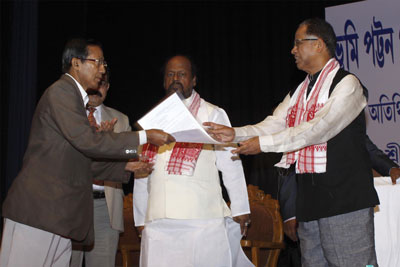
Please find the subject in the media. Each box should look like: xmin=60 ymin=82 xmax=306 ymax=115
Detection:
xmin=390 ymin=167 xmax=400 ymax=185
xmin=283 ymin=218 xmax=298 ymax=242
xmin=232 ymin=137 xmax=261 ymax=155
xmin=233 ymin=214 xmax=251 ymax=236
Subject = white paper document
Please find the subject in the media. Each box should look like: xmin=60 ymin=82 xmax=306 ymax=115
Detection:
xmin=137 ymin=93 xmax=221 ymax=144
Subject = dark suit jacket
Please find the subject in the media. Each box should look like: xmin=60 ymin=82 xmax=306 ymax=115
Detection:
xmin=2 ymin=74 xmax=140 ymax=245
xmin=279 ymin=135 xmax=398 ymax=221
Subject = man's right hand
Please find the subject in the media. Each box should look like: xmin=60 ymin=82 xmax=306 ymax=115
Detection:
xmin=389 ymin=167 xmax=400 ymax=185
xmin=145 ymin=129 xmax=175 ymax=146
xmin=203 ymin=122 xmax=235 ymax=142
xmin=283 ymin=218 xmax=298 ymax=242
xmin=125 ymin=161 xmax=153 ymax=174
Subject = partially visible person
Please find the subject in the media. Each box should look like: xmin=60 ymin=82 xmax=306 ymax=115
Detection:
xmin=0 ymin=38 xmax=174 ymax=267
xmin=70 ymin=70 xmax=131 ymax=267
xmin=367 ymin=137 xmax=400 ymax=185
xmin=133 ymin=55 xmax=252 ymax=267
xmin=206 ymin=18 xmax=380 ymax=266
xmin=280 ymin=135 xmax=400 ymax=243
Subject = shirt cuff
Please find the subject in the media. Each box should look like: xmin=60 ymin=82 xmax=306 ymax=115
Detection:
xmin=284 ymin=216 xmax=296 ymax=223
xmin=231 ymin=211 xmax=251 ymax=217
xmin=138 ymin=130 xmax=147 ymax=145
xmin=258 ymin=135 xmax=274 ymax=152
xmin=233 ymin=127 xmax=251 ymax=142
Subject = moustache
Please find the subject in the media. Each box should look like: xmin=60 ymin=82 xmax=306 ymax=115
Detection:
xmin=86 ymin=89 xmax=103 ymax=97
xmin=168 ymin=81 xmax=183 ymax=91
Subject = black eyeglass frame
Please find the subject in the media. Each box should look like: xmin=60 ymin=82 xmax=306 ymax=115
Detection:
xmin=293 ymin=38 xmax=318 ymax=47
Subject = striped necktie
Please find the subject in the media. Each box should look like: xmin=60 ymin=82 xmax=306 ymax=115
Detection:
xmin=87 ymin=106 xmax=98 ymax=128
xmin=86 ymin=106 xmax=104 ymax=186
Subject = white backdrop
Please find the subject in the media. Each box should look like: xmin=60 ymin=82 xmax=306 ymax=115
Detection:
xmin=326 ymin=0 xmax=400 ymax=166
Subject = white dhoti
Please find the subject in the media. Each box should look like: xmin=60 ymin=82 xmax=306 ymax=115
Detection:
xmin=0 ymin=219 xmax=72 ymax=267
xmin=139 ymin=218 xmax=253 ymax=267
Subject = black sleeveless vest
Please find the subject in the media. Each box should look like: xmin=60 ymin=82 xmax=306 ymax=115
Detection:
xmin=295 ymin=69 xmax=380 ymax=222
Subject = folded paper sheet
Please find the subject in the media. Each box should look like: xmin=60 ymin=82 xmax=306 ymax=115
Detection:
xmin=137 ymin=93 xmax=220 ymax=144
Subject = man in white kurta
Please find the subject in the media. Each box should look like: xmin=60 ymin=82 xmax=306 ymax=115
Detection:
xmin=205 ymin=19 xmax=379 ymax=267
xmin=133 ymin=55 xmax=252 ymax=267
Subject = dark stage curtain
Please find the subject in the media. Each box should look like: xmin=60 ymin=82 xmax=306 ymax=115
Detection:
xmin=0 ymin=2 xmax=12 ymax=209
xmin=1 ymin=0 xmax=38 ymax=217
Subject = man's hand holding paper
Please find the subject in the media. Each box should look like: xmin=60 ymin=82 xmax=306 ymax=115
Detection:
xmin=138 ymin=93 xmax=221 ymax=144
xmin=203 ymin=122 xmax=235 ymax=142
xmin=204 ymin=122 xmax=262 ymax=155
xmin=146 ymin=129 xmax=175 ymax=146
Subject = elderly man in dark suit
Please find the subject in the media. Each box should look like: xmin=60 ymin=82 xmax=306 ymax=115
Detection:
xmin=0 ymin=38 xmax=174 ymax=267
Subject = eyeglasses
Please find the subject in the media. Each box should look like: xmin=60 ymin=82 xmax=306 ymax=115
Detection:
xmin=78 ymin=57 xmax=108 ymax=68
xmin=294 ymin=38 xmax=318 ymax=47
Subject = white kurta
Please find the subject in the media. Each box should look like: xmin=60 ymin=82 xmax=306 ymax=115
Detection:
xmin=234 ymin=66 xmax=366 ymax=167
xmin=133 ymin=93 xmax=252 ymax=267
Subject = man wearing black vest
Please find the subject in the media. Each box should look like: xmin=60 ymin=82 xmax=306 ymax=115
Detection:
xmin=205 ymin=18 xmax=379 ymax=266
xmin=280 ymin=135 xmax=400 ymax=243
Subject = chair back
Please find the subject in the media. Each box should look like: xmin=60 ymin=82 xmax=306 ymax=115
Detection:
xmin=241 ymin=185 xmax=285 ymax=267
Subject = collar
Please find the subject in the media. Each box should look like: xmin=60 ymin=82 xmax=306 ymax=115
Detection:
xmin=86 ymin=103 xmax=104 ymax=121
xmin=97 ymin=103 xmax=104 ymax=111
xmin=182 ymin=90 xmax=195 ymax=107
xmin=65 ymin=73 xmax=89 ymax=107
xmin=308 ymin=70 xmax=322 ymax=87
xmin=96 ymin=104 xmax=104 ymax=118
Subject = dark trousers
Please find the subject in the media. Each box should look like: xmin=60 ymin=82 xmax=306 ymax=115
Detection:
xmin=277 ymin=235 xmax=301 ymax=267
